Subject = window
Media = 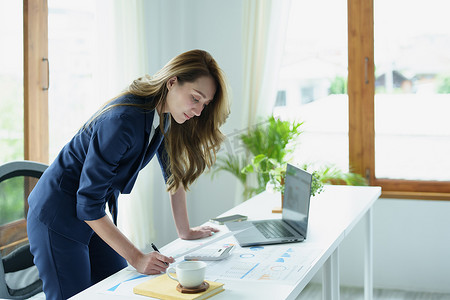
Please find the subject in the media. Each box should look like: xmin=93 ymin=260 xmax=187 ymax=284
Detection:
xmin=48 ymin=0 xmax=128 ymax=161
xmin=0 ymin=1 xmax=24 ymax=165
xmin=277 ymin=0 xmax=450 ymax=199
xmin=0 ymin=0 xmax=48 ymax=253
xmin=48 ymin=0 xmax=100 ymax=160
xmin=369 ymin=0 xmax=450 ymax=198
xmin=374 ymin=0 xmax=450 ymax=182
xmin=274 ymin=0 xmax=349 ymax=173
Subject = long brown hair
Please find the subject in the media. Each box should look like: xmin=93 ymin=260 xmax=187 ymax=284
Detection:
xmin=94 ymin=50 xmax=230 ymax=192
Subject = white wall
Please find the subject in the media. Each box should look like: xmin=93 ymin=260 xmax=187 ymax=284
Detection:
xmin=139 ymin=0 xmax=450 ymax=294
xmin=344 ymin=198 xmax=450 ymax=293
xmin=310 ymin=198 xmax=450 ymax=293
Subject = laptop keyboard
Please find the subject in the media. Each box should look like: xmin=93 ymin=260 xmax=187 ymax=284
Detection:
xmin=255 ymin=221 xmax=295 ymax=239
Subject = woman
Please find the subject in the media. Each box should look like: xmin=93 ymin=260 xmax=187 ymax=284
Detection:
xmin=27 ymin=49 xmax=230 ymax=299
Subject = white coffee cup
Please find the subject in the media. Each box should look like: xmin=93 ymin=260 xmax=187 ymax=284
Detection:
xmin=166 ymin=261 xmax=207 ymax=288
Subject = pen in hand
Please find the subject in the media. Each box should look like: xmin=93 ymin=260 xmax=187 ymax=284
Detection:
xmin=151 ymin=243 xmax=169 ymax=266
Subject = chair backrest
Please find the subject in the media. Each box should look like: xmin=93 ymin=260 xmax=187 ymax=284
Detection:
xmin=0 ymin=244 xmax=42 ymax=299
xmin=0 ymin=160 xmax=48 ymax=299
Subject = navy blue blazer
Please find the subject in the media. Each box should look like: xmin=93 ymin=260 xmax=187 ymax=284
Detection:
xmin=28 ymin=94 xmax=170 ymax=245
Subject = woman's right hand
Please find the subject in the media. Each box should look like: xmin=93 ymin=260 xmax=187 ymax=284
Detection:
xmin=134 ymin=251 xmax=174 ymax=275
xmin=84 ymin=216 xmax=174 ymax=274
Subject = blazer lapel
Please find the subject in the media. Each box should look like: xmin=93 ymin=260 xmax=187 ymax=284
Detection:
xmin=121 ymin=111 xmax=169 ymax=194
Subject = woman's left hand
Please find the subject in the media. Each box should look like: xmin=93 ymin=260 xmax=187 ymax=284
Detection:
xmin=181 ymin=226 xmax=220 ymax=240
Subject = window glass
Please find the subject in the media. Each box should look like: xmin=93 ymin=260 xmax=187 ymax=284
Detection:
xmin=48 ymin=0 xmax=100 ymax=160
xmin=0 ymin=177 xmax=24 ymax=225
xmin=274 ymin=0 xmax=349 ymax=171
xmin=0 ymin=1 xmax=24 ymax=164
xmin=374 ymin=0 xmax=450 ymax=180
xmin=0 ymin=177 xmax=38 ymax=226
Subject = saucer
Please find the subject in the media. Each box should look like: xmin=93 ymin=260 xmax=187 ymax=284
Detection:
xmin=176 ymin=281 xmax=209 ymax=294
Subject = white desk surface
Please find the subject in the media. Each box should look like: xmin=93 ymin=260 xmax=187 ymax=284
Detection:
xmin=70 ymin=185 xmax=381 ymax=300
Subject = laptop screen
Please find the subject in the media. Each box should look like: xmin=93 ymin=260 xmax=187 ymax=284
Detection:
xmin=282 ymin=164 xmax=312 ymax=238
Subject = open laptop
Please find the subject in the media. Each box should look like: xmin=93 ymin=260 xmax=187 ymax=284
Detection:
xmin=226 ymin=163 xmax=312 ymax=247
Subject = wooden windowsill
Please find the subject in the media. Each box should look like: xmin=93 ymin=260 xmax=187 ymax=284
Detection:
xmin=381 ymin=190 xmax=450 ymax=201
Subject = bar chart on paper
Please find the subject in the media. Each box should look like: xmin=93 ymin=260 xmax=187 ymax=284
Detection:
xmin=205 ymin=243 xmax=323 ymax=284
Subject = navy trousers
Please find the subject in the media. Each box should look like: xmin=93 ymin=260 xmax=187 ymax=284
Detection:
xmin=27 ymin=212 xmax=127 ymax=300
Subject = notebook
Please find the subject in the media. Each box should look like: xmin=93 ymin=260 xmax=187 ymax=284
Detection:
xmin=226 ymin=163 xmax=312 ymax=247
xmin=133 ymin=274 xmax=224 ymax=300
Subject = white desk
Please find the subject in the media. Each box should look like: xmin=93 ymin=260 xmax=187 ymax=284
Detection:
xmin=71 ymin=185 xmax=381 ymax=300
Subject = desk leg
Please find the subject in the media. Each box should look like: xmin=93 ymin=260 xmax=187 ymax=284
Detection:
xmin=364 ymin=207 xmax=373 ymax=300
xmin=322 ymin=248 xmax=340 ymax=300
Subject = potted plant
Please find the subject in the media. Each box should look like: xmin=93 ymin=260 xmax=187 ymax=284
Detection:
xmin=213 ymin=116 xmax=302 ymax=199
xmin=241 ymin=154 xmax=324 ymax=197
xmin=242 ymin=154 xmax=367 ymax=210
xmin=212 ymin=115 xmax=366 ymax=202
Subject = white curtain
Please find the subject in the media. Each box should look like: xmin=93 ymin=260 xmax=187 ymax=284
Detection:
xmin=241 ymin=0 xmax=291 ymax=128
xmin=113 ymin=0 xmax=158 ymax=251
xmin=94 ymin=0 xmax=148 ymax=99
xmin=236 ymin=0 xmax=291 ymax=203
xmin=93 ymin=0 xmax=156 ymax=251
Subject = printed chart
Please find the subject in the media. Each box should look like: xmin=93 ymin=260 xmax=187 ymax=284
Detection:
xmin=100 ymin=231 xmax=324 ymax=297
xmin=203 ymin=236 xmax=323 ymax=285
xmin=101 ymin=271 xmax=152 ymax=297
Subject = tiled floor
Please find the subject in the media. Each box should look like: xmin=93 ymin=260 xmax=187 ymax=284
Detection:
xmin=296 ymin=283 xmax=450 ymax=300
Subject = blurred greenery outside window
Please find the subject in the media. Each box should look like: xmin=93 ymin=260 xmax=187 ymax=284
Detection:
xmin=0 ymin=1 xmax=24 ymax=165
xmin=0 ymin=2 xmax=24 ymax=226
xmin=0 ymin=178 xmax=26 ymax=226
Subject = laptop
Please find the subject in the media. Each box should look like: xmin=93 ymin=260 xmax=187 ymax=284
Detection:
xmin=226 ymin=163 xmax=312 ymax=247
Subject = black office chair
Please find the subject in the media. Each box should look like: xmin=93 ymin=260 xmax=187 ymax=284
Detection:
xmin=0 ymin=160 xmax=48 ymax=299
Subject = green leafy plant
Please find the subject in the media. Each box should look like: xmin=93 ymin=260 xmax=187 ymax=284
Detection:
xmin=242 ymin=154 xmax=324 ymax=197
xmin=240 ymin=116 xmax=302 ymax=194
xmin=329 ymin=76 xmax=347 ymax=94
xmin=213 ymin=115 xmax=367 ymax=201
xmin=317 ymin=164 xmax=368 ymax=186
xmin=213 ymin=116 xmax=302 ymax=198
xmin=437 ymin=75 xmax=450 ymax=93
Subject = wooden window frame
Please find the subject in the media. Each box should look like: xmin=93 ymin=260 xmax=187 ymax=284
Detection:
xmin=24 ymin=0 xmax=49 ymax=164
xmin=348 ymin=0 xmax=450 ymax=200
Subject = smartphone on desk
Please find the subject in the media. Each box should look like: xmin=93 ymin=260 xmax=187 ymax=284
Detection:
xmin=210 ymin=214 xmax=247 ymax=225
